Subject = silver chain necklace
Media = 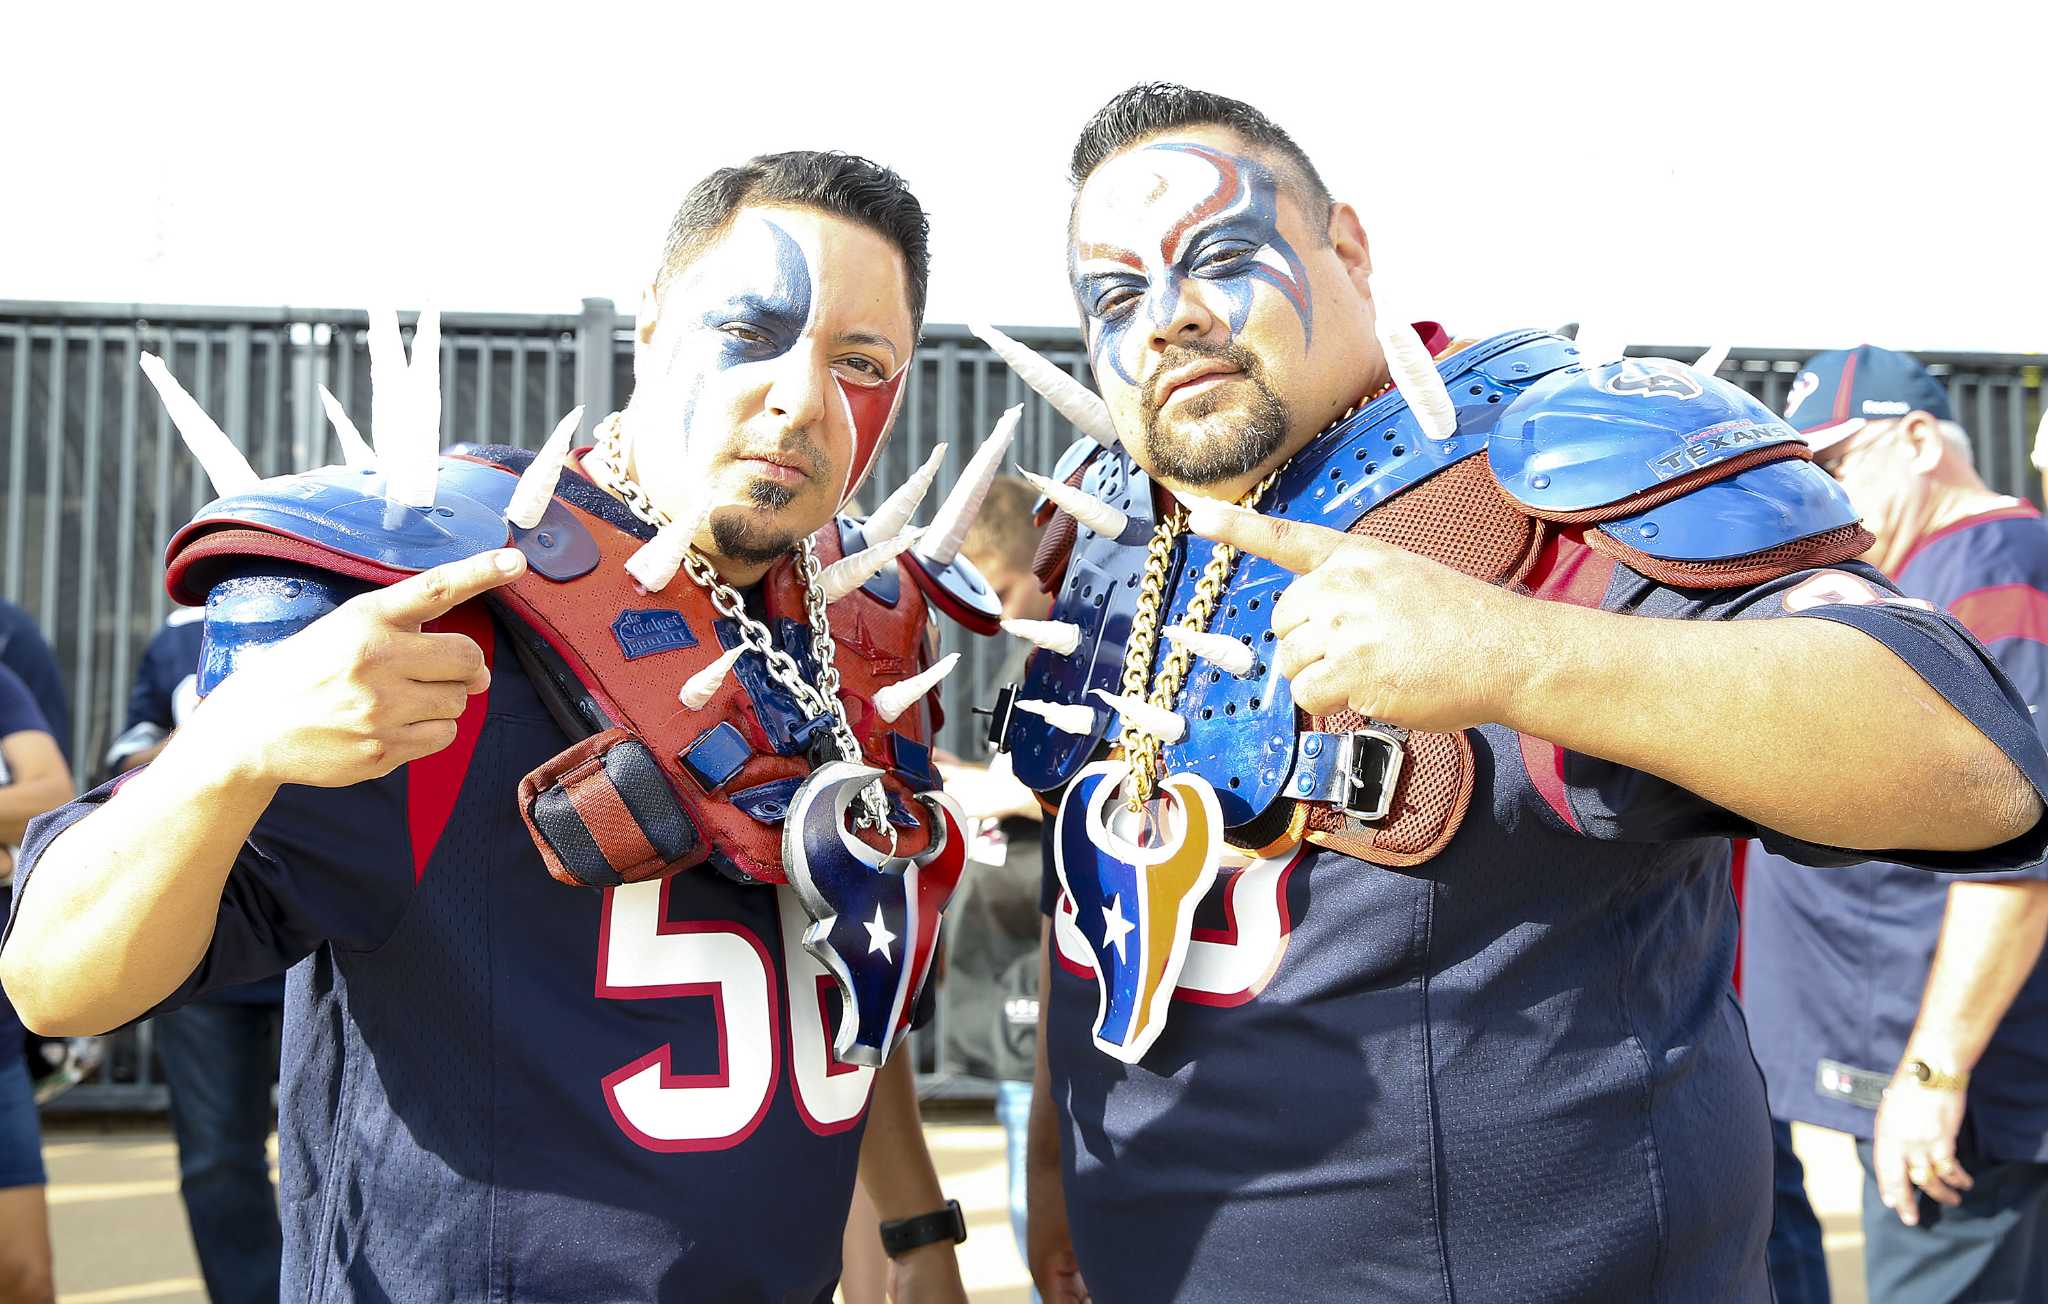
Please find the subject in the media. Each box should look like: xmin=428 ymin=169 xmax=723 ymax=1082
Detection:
xmin=585 ymin=412 xmax=885 ymax=830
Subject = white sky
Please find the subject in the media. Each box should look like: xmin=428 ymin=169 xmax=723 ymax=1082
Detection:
xmin=6 ymin=1 xmax=2044 ymax=354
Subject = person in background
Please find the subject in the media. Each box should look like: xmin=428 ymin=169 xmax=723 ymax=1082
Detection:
xmin=107 ymin=607 xmax=282 ymax=1304
xmin=1746 ymin=345 xmax=2048 ymax=1304
xmin=0 ymin=601 xmax=70 ymax=770
xmin=946 ymin=474 xmax=1053 ymax=1293
xmin=0 ymin=662 xmax=74 ymax=1303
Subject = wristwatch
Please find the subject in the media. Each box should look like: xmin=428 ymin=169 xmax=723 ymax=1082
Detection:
xmin=878 ymin=1199 xmax=967 ymax=1258
xmin=1901 ymin=1058 xmax=1970 ymax=1092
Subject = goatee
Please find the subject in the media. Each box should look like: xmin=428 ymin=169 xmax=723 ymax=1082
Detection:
xmin=1139 ymin=340 xmax=1291 ymax=486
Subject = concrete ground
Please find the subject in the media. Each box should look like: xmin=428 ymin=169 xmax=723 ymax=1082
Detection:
xmin=39 ymin=1116 xmax=1865 ymax=1303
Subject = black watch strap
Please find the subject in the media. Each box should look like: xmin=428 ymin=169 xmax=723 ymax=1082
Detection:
xmin=878 ymin=1198 xmax=967 ymax=1258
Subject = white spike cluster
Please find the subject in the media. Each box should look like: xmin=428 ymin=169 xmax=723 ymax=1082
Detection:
xmin=678 ymin=645 xmax=746 ymax=710
xmin=361 ymin=307 xmax=443 ymax=508
xmin=1001 ymin=618 xmax=1081 ymax=656
xmin=864 ymin=444 xmax=946 ymax=543
xmin=874 ymin=653 xmax=960 ymax=724
xmin=1092 ymin=688 xmax=1187 ymax=745
xmin=818 ymin=528 xmax=924 ymax=603
xmin=1571 ymin=327 xmax=1626 ymax=368
xmin=1376 ymin=317 xmax=1458 ymax=441
xmin=137 ymin=353 xmax=262 ymax=498
xmin=1017 ymin=698 xmax=1097 ymax=735
xmin=918 ymin=405 xmax=1021 ymax=567
xmin=1694 ymin=343 xmax=1732 ymax=376
xmin=970 ymin=322 xmax=1120 ymax=448
xmin=316 ymin=385 xmax=378 ymax=469
xmin=506 ymin=406 xmax=585 ymax=530
xmin=1162 ymin=625 xmax=1256 ymax=677
xmin=1019 ymin=469 xmax=1128 ymax=540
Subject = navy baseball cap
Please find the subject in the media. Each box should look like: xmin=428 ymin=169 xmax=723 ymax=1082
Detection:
xmin=1782 ymin=345 xmax=1955 ymax=454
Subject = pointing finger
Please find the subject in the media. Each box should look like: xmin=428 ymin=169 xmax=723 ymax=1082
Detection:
xmin=366 ymin=548 xmax=526 ymax=627
xmin=1183 ymin=498 xmax=1351 ymax=575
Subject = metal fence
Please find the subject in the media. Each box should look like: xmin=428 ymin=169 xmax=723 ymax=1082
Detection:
xmin=3 ymin=299 xmax=2041 ymax=1109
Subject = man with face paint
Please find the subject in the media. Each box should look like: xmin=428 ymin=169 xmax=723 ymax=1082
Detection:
xmin=0 ymin=153 xmax=986 ymax=1302
xmin=979 ymin=86 xmax=2048 ymax=1303
xmin=1744 ymin=346 xmax=2048 ymax=1304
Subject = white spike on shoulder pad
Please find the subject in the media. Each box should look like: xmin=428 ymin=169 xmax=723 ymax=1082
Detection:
xmin=1001 ymin=618 xmax=1081 ymax=656
xmin=1091 ymin=689 xmax=1187 ymax=745
xmin=919 ymin=405 xmax=1021 ymax=567
xmin=1570 ymin=327 xmax=1626 ymax=368
xmin=316 ymin=384 xmax=377 ymax=470
xmin=1693 ymin=343 xmax=1731 ymax=376
xmin=385 ymin=306 xmax=442 ymax=509
xmin=818 ymin=528 xmax=925 ymax=603
xmin=865 ymin=443 xmax=946 ymax=543
xmin=1162 ymin=625 xmax=1256 ymax=677
xmin=970 ymin=322 xmax=1120 ymax=448
xmin=678 ymin=645 xmax=746 ymax=710
xmin=366 ymin=307 xmax=406 ymax=485
xmin=874 ymin=653 xmax=960 ymax=724
xmin=1017 ymin=698 xmax=1097 ymax=735
xmin=1375 ymin=317 xmax=1458 ymax=442
xmin=137 ymin=354 xmax=262 ymax=498
xmin=625 ymin=520 xmax=695 ymax=593
xmin=1019 ymin=469 xmax=1127 ymax=540
xmin=506 ymin=406 xmax=584 ymax=530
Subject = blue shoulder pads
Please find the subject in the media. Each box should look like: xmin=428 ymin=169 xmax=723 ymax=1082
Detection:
xmin=179 ymin=462 xmax=512 ymax=573
xmin=1489 ymin=358 xmax=1857 ymax=559
xmin=198 ymin=562 xmax=373 ymax=694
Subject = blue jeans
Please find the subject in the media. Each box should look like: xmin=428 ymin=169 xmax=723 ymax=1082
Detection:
xmin=1767 ymin=1117 xmax=1832 ymax=1304
xmin=153 ymin=1001 xmax=282 ymax=1304
xmin=1857 ymin=1136 xmax=2048 ymax=1304
xmin=995 ymin=1079 xmax=1040 ymax=1304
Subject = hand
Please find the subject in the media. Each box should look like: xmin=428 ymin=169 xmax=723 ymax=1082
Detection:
xmin=1873 ymin=1070 xmax=1974 ymax=1226
xmin=885 ymin=1242 xmax=967 ymax=1303
xmin=1028 ymin=1152 xmax=1090 ymax=1304
xmin=1185 ymin=499 xmax=1526 ymax=731
xmin=188 ymin=549 xmax=524 ymax=790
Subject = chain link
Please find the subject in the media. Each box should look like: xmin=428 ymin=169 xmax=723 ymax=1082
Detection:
xmin=1117 ymin=470 xmax=1280 ymax=811
xmin=586 ymin=411 xmax=887 ymax=830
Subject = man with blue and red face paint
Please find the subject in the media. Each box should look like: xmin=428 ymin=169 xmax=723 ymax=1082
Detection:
xmin=0 ymin=152 xmax=992 ymax=1302
xmin=976 ymin=84 xmax=2048 ymax=1303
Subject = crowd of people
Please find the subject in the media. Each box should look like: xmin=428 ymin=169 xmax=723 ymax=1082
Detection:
xmin=0 ymin=80 xmax=2044 ymax=1304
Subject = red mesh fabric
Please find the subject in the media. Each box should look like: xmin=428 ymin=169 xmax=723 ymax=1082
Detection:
xmin=1586 ymin=521 xmax=1876 ymax=590
xmin=1297 ymin=457 xmax=1533 ymax=867
xmin=1030 ymin=456 xmax=1097 ymax=592
xmin=1347 ymin=455 xmax=1546 ymax=586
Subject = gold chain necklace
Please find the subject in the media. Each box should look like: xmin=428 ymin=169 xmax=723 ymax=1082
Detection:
xmin=1114 ymin=383 xmax=1393 ymax=812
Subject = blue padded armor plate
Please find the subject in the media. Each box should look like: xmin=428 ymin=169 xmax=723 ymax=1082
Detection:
xmin=198 ymin=563 xmax=371 ymax=693
xmin=1006 ymin=446 xmax=1153 ymax=791
xmin=1602 ymin=457 xmax=1859 ymax=561
xmin=1007 ymin=329 xmax=1581 ymax=814
xmin=1153 ymin=330 xmax=1579 ymax=826
xmin=836 ymin=517 xmax=902 ymax=605
xmin=176 ymin=463 xmax=512 ymax=573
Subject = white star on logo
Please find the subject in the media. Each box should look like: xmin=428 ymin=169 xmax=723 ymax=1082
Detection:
xmin=865 ymin=905 xmax=897 ymax=961
xmin=1101 ymin=894 xmax=1135 ymax=963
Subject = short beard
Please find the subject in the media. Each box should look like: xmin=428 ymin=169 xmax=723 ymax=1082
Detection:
xmin=708 ymin=481 xmax=802 ymax=566
xmin=1138 ymin=341 xmax=1291 ymax=486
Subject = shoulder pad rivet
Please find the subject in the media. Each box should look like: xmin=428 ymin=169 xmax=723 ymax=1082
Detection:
xmin=1532 ymin=475 xmax=1551 ymax=490
xmin=1639 ymin=522 xmax=1660 ymax=539
xmin=1303 ymin=736 xmax=1323 ymax=757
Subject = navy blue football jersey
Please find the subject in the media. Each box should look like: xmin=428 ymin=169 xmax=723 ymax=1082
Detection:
xmin=1746 ymin=503 xmax=2048 ymax=1161
xmin=0 ymin=599 xmax=68 ymax=767
xmin=0 ymin=663 xmax=53 ymax=1062
xmin=1039 ymin=533 xmax=2048 ymax=1303
xmin=9 ymin=604 xmax=880 ymax=1302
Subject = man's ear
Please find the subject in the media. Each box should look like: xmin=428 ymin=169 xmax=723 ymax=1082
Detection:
xmin=1903 ymin=411 xmax=1947 ymax=474
xmin=1328 ymin=202 xmax=1373 ymax=295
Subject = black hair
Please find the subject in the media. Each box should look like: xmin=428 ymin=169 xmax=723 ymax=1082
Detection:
xmin=655 ymin=150 xmax=931 ymax=329
xmin=1068 ymin=82 xmax=1333 ymax=236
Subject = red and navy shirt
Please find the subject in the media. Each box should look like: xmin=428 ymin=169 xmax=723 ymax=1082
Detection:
xmin=1039 ymin=534 xmax=2048 ymax=1304
xmin=1745 ymin=502 xmax=2048 ymax=1160
xmin=7 ymin=607 xmax=878 ymax=1303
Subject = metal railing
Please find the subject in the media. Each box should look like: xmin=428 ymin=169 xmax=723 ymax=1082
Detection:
xmin=4 ymin=299 xmax=2041 ymax=1108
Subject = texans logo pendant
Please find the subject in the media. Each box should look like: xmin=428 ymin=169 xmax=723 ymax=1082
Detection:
xmin=783 ymin=760 xmax=967 ymax=1067
xmin=1053 ymin=759 xmax=1224 ymax=1064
